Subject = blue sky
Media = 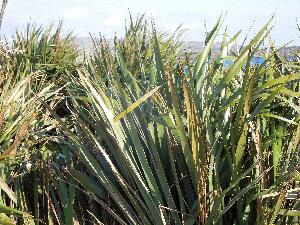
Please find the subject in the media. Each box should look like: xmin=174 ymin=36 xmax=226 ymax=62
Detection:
xmin=2 ymin=0 xmax=300 ymax=45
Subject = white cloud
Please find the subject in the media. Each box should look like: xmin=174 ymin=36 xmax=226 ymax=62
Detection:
xmin=103 ymin=13 xmax=125 ymax=27
xmin=62 ymin=8 xmax=88 ymax=19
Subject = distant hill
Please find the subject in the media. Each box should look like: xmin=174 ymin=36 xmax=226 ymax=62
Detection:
xmin=75 ymin=37 xmax=95 ymax=50
xmin=74 ymin=37 xmax=224 ymax=54
xmin=74 ymin=37 xmax=299 ymax=57
xmin=182 ymin=41 xmax=222 ymax=53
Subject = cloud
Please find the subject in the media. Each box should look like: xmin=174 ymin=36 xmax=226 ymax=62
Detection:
xmin=103 ymin=13 xmax=125 ymax=27
xmin=62 ymin=8 xmax=88 ymax=19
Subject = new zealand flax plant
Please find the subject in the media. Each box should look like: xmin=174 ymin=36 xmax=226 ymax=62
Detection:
xmin=0 ymin=23 xmax=78 ymax=224
xmin=41 ymin=14 xmax=300 ymax=224
xmin=0 ymin=8 xmax=299 ymax=224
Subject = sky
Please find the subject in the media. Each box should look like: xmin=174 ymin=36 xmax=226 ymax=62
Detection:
xmin=2 ymin=0 xmax=300 ymax=45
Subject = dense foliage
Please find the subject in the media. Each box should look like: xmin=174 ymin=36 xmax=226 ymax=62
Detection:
xmin=0 ymin=15 xmax=299 ymax=225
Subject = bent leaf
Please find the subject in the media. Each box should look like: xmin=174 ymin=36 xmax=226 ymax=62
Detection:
xmin=114 ymin=86 xmax=161 ymax=121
